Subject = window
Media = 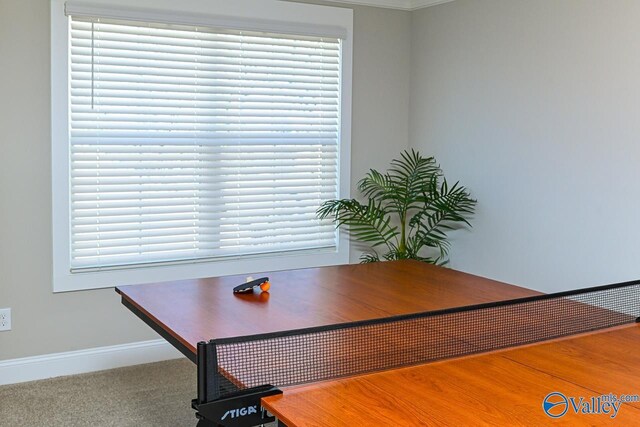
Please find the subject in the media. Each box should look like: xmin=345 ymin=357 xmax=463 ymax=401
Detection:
xmin=52 ymin=0 xmax=353 ymax=291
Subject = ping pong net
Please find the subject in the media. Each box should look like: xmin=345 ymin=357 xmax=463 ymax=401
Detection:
xmin=192 ymin=279 xmax=640 ymax=427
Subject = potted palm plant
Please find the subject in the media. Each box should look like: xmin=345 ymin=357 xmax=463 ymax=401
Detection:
xmin=317 ymin=150 xmax=476 ymax=264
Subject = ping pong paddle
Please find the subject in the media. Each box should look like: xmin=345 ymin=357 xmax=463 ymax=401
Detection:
xmin=233 ymin=277 xmax=270 ymax=294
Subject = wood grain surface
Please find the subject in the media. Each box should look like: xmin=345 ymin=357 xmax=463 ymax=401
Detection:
xmin=262 ymin=325 xmax=640 ymax=426
xmin=116 ymin=260 xmax=537 ymax=356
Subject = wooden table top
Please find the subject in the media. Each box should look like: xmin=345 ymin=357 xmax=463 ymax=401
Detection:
xmin=116 ymin=260 xmax=537 ymax=358
xmin=262 ymin=325 xmax=640 ymax=426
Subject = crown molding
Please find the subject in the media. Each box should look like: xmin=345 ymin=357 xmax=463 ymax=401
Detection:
xmin=318 ymin=0 xmax=454 ymax=11
xmin=409 ymin=0 xmax=455 ymax=10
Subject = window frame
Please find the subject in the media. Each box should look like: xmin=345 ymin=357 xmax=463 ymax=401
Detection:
xmin=51 ymin=0 xmax=353 ymax=292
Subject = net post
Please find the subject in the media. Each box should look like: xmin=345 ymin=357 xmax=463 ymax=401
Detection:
xmin=206 ymin=339 xmax=220 ymax=402
xmin=197 ymin=340 xmax=220 ymax=404
xmin=196 ymin=341 xmax=207 ymax=405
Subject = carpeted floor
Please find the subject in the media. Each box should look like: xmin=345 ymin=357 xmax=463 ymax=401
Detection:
xmin=0 ymin=359 xmax=200 ymax=427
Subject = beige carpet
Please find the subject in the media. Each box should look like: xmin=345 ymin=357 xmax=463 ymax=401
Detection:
xmin=0 ymin=359 xmax=199 ymax=427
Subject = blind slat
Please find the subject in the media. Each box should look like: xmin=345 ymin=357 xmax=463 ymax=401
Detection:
xmin=73 ymin=224 xmax=337 ymax=246
xmin=70 ymin=240 xmax=337 ymax=270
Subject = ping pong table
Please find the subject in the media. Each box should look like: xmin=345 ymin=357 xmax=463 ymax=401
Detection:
xmin=115 ymin=260 xmax=640 ymax=426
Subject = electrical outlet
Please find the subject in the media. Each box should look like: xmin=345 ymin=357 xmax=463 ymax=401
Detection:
xmin=0 ymin=308 xmax=11 ymax=331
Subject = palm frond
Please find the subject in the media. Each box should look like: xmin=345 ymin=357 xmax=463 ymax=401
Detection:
xmin=387 ymin=149 xmax=442 ymax=215
xmin=359 ymin=253 xmax=380 ymax=263
xmin=358 ymin=169 xmax=391 ymax=200
xmin=358 ymin=169 xmax=406 ymax=215
xmin=409 ymin=177 xmax=476 ymax=262
xmin=419 ymin=180 xmax=477 ymax=225
xmin=317 ymin=199 xmax=399 ymax=250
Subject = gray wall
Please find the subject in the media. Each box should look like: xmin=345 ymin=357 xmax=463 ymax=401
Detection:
xmin=410 ymin=0 xmax=640 ymax=292
xmin=0 ymin=0 xmax=410 ymax=360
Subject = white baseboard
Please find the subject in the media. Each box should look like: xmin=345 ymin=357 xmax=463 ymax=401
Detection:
xmin=0 ymin=339 xmax=183 ymax=386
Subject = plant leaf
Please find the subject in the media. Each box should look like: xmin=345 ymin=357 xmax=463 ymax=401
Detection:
xmin=317 ymin=199 xmax=399 ymax=250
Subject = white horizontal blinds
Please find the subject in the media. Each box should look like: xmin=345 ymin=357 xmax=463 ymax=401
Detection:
xmin=69 ymin=16 xmax=341 ymax=270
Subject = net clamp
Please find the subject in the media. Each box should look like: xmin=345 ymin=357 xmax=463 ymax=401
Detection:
xmin=192 ymin=385 xmax=282 ymax=427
